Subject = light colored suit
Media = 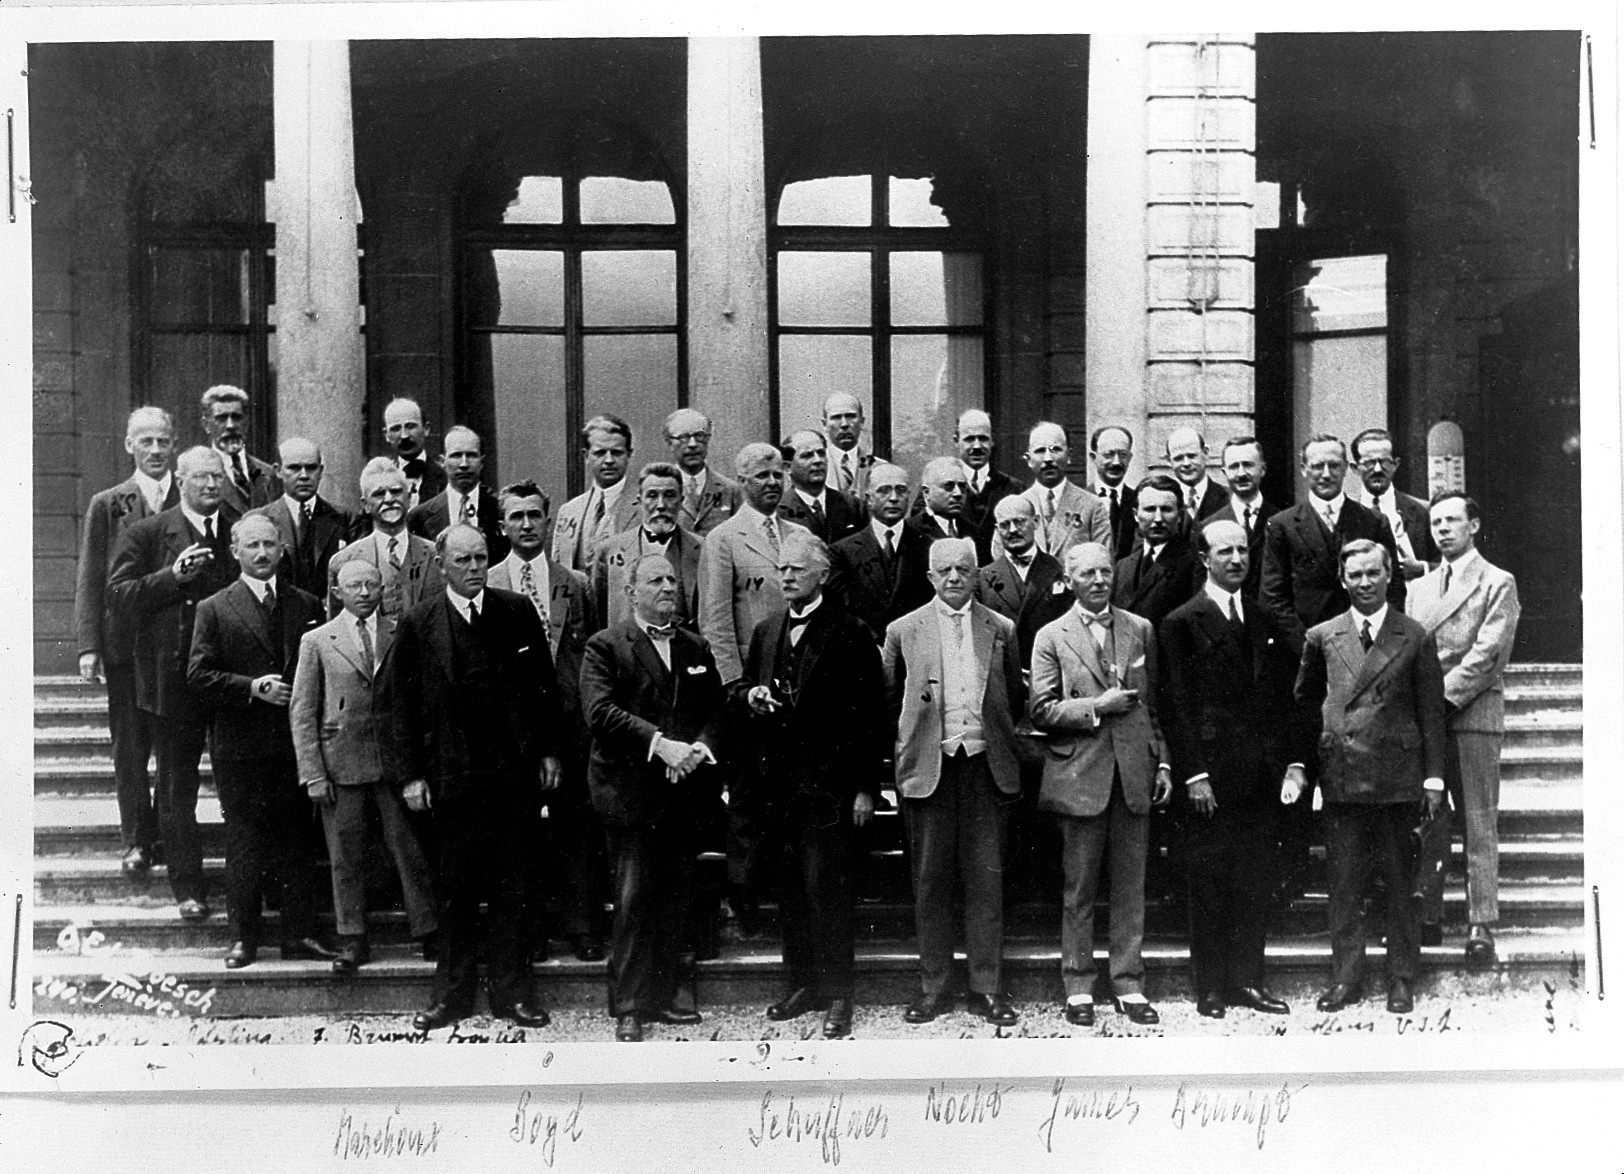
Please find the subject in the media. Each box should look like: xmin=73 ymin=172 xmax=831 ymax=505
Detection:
xmin=488 ymin=554 xmax=596 ymax=664
xmin=679 ymin=467 xmax=743 ymax=538
xmin=697 ymin=507 xmax=811 ymax=684
xmin=1408 ymin=551 xmax=1520 ymax=925
xmin=1018 ymin=480 xmax=1112 ymax=560
xmin=551 ymin=481 xmax=641 ymax=575
xmin=595 ymin=527 xmax=703 ymax=632
xmin=826 ymin=445 xmax=875 ymax=500
xmin=326 ymin=529 xmax=443 ymax=620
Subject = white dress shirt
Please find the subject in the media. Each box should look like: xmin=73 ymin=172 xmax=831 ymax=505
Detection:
xmin=1313 ymin=492 xmax=1347 ymax=529
xmin=348 ymin=610 xmax=381 ymax=676
xmin=501 ymin=551 xmax=551 ymax=617
xmin=1203 ymin=580 xmax=1244 ymax=622
xmin=869 ymin=517 xmax=904 ymax=550
xmin=445 ymin=587 xmax=486 ymax=624
xmin=241 ymin=573 xmax=278 ymax=604
xmin=447 ymin=484 xmax=483 ymax=526
xmin=373 ymin=528 xmax=409 ymax=568
xmin=181 ymin=504 xmax=221 ymax=541
xmin=134 ymin=469 xmax=172 ymax=514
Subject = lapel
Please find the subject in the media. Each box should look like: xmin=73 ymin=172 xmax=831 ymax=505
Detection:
xmin=986 ymin=556 xmax=1026 ymax=613
xmin=422 ymin=595 xmax=458 ymax=682
xmin=968 ymin=605 xmax=994 ymax=709
xmin=758 ymin=611 xmax=786 ymax=692
xmin=629 ymin=624 xmax=672 ymax=694
xmin=545 ymin=559 xmax=571 ymax=655
xmin=793 ymin=607 xmax=831 ymax=693
xmin=1349 ymin=610 xmax=1405 ymax=700
xmin=325 ymin=617 xmax=367 ymax=678
xmin=1420 ymin=557 xmax=1482 ymax=631
xmin=738 ymin=513 xmax=776 ymax=564
xmin=225 ymin=580 xmax=279 ymax=661
xmin=374 ymin=615 xmax=397 ymax=670
xmin=1106 ymin=605 xmax=1134 ymax=681
xmin=1294 ymin=502 xmax=1335 ymax=571
xmin=919 ymin=610 xmax=946 ymax=714
xmin=1063 ymin=608 xmax=1110 ymax=689
xmin=1189 ymin=594 xmax=1244 ymax=670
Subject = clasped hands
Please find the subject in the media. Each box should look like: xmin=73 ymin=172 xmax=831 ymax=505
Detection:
xmin=654 ymin=734 xmax=712 ymax=783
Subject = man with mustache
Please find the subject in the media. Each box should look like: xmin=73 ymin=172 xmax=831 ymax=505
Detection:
xmin=1089 ymin=425 xmax=1138 ymax=563
xmin=328 ymin=459 xmax=444 ymax=621
xmin=1218 ymin=436 xmax=1276 ymax=597
xmin=201 ymin=384 xmax=277 ymax=513
xmin=597 ymin=463 xmax=704 ymax=632
xmin=382 ymin=397 xmax=445 ymax=510
xmin=1111 ymin=473 xmax=1205 ymax=634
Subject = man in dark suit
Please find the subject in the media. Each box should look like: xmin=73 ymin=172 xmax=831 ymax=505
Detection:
xmin=387 ymin=524 xmax=565 ymax=1031
xmin=407 ymin=425 xmax=509 ymax=562
xmin=1111 ymin=473 xmax=1205 ymax=634
xmin=581 ymin=553 xmax=729 ymax=1042
xmin=597 ymin=463 xmax=704 ymax=631
xmin=1160 ymin=519 xmax=1300 ymax=1019
xmin=251 ymin=437 xmax=357 ymax=600
xmin=1351 ymin=427 xmax=1435 ymax=579
xmin=382 ymin=397 xmax=445 ymax=510
xmin=974 ymin=495 xmax=1069 ymax=667
xmin=776 ymin=429 xmax=865 ymax=545
xmin=912 ymin=458 xmax=973 ymax=543
xmin=74 ymin=406 xmax=179 ymax=874
xmin=201 ymin=385 xmax=277 ymax=514
xmin=108 ymin=445 xmax=241 ymax=920
xmin=1166 ymin=426 xmax=1230 ymax=524
xmin=829 ymin=462 xmax=935 ymax=643
xmin=911 ymin=410 xmax=1021 ymax=562
xmin=187 ymin=513 xmax=333 ymax=968
xmin=1089 ymin=424 xmax=1139 ymax=563
xmin=1289 ymin=539 xmax=1447 ymax=1015
xmin=1218 ymin=435 xmax=1277 ymax=597
xmin=742 ymin=533 xmax=886 ymax=1039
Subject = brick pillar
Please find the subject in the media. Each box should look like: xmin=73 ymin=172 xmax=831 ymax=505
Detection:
xmin=274 ymin=41 xmax=364 ymax=510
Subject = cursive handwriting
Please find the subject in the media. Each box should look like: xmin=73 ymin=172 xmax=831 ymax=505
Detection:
xmin=334 ymin=1106 xmax=442 ymax=1160
xmin=923 ymin=1081 xmax=1013 ymax=1125
xmin=1037 ymin=1078 xmax=1141 ymax=1152
xmin=748 ymin=1090 xmax=888 ymax=1167
xmin=1169 ymin=1081 xmax=1303 ymax=1151
xmin=510 ymin=1089 xmax=586 ymax=1169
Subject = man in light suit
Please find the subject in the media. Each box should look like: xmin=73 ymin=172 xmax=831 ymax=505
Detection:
xmin=664 ymin=408 xmax=742 ymax=538
xmin=75 ymin=406 xmax=179 ymax=874
xmin=1218 ymin=436 xmax=1277 ymax=598
xmin=829 ymin=462 xmax=935 ymax=644
xmin=187 ymin=514 xmax=333 ymax=969
xmin=1090 ymin=425 xmax=1139 ymax=564
xmin=250 ymin=437 xmax=358 ymax=600
xmin=883 ymin=538 xmax=1025 ymax=1027
xmin=328 ymin=459 xmax=444 ymax=621
xmin=201 ymin=384 xmax=278 ymax=514
xmin=1018 ymin=421 xmax=1111 ymax=560
xmin=1029 ymin=542 xmax=1172 ymax=1027
xmin=553 ymin=414 xmax=641 ymax=577
xmin=1410 ymin=492 xmax=1520 ymax=962
xmin=488 ymin=479 xmax=606 ymax=964
xmin=975 ymin=495 xmax=1069 ymax=668
xmin=1166 ymin=426 xmax=1230 ymax=523
xmin=776 ymin=429 xmax=866 ymax=545
xmin=823 ymin=392 xmax=877 ymax=499
xmin=1289 ymin=539 xmax=1447 ymax=1015
xmin=382 ymin=397 xmax=445 ymax=510
xmin=290 ymin=560 xmax=438 ymax=973
xmin=407 ymin=425 xmax=509 ymax=562
xmin=1352 ymin=427 xmax=1435 ymax=579
xmin=598 ymin=463 xmax=703 ymax=632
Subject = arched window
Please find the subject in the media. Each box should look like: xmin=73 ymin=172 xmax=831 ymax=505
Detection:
xmin=460 ymin=121 xmax=683 ymax=505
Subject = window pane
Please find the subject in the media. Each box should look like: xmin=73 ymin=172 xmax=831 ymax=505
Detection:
xmin=777 ymin=335 xmax=872 ymax=438
xmin=1293 ymin=333 xmax=1387 ymax=500
xmin=583 ymin=335 xmax=679 ymax=467
xmin=777 ymin=175 xmax=871 ymax=226
xmin=889 ymin=176 xmax=950 ymax=228
xmin=150 ymin=248 xmax=252 ymax=326
xmin=890 ymin=335 xmax=984 ymax=477
xmin=481 ymin=333 xmax=569 ymax=510
xmin=580 ymin=177 xmax=675 ymax=225
xmin=890 ymin=252 xmax=983 ymax=327
xmin=149 ymin=333 xmax=254 ymax=407
xmin=502 ymin=175 xmax=564 ymax=224
xmin=1292 ymin=254 xmax=1387 ymax=333
xmin=582 ymin=251 xmax=677 ymax=326
xmin=467 ymin=250 xmax=564 ymax=328
xmin=778 ymin=252 xmax=871 ymax=327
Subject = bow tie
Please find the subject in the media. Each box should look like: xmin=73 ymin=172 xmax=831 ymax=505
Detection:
xmin=1010 ymin=553 xmax=1034 ymax=569
xmin=643 ymin=529 xmax=673 ymax=545
xmin=787 ymin=611 xmax=815 ymax=630
xmin=1082 ymin=611 xmax=1113 ymax=628
xmin=646 ymin=623 xmax=676 ymax=641
xmin=403 ymin=457 xmax=425 ymax=478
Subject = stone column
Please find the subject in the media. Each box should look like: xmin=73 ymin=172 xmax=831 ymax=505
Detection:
xmin=687 ymin=36 xmax=770 ymax=467
xmin=273 ymin=40 xmax=364 ymax=509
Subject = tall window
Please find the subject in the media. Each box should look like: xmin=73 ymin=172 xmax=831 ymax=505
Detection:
xmin=1290 ymin=253 xmax=1388 ymax=494
xmin=771 ymin=166 xmax=988 ymax=474
xmin=462 ymin=130 xmax=682 ymax=506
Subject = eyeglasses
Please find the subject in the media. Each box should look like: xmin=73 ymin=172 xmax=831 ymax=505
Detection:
xmin=1357 ymin=458 xmax=1396 ymax=471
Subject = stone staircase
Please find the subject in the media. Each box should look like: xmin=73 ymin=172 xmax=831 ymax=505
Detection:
xmin=31 ymin=666 xmax=1585 ymax=1017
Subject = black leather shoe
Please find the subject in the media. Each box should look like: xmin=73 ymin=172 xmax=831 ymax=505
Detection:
xmin=1197 ymin=992 xmax=1226 ymax=1019
xmin=1315 ymin=983 xmax=1363 ymax=1012
xmin=505 ymin=1002 xmax=552 ymax=1029
xmin=1386 ymin=978 xmax=1415 ymax=1014
xmin=419 ymin=933 xmax=439 ymax=962
xmin=574 ymin=936 xmax=606 ymax=963
xmin=1112 ymin=998 xmax=1160 ymax=1025
xmin=1420 ymin=922 xmax=1444 ymax=947
xmin=615 ymin=1013 xmax=643 ymax=1042
xmin=332 ymin=939 xmax=370 ymax=974
xmin=823 ymin=998 xmax=854 ymax=1038
xmin=121 ymin=846 xmax=151 ymax=875
xmin=1465 ymin=924 xmax=1496 ymax=964
xmin=657 ymin=1006 xmax=702 ymax=1026
xmin=178 ymin=899 xmax=210 ymax=922
xmin=281 ymin=937 xmax=338 ymax=961
xmin=903 ymin=992 xmax=954 ymax=1024
xmin=413 ymin=1002 xmax=459 ymax=1032
xmin=965 ymin=992 xmax=1019 ymax=1027
xmin=767 ymin=986 xmax=829 ymax=1021
xmin=1227 ymin=986 xmax=1290 ymax=1015
xmin=223 ymin=941 xmax=257 ymax=969
xmin=1063 ymin=1002 xmax=1096 ymax=1027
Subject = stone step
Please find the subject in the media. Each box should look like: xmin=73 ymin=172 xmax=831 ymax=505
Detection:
xmin=1497 ymin=745 xmax=1585 ymax=783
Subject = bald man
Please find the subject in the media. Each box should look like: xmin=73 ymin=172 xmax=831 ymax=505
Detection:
xmin=1165 ymin=426 xmax=1230 ymax=523
xmin=251 ymin=437 xmax=358 ymax=599
xmin=664 ymin=408 xmax=743 ymax=537
xmin=913 ymin=409 xmax=1021 ymax=561
xmin=408 ymin=425 xmax=509 ymax=561
xmin=975 ymin=494 xmax=1070 ymax=667
xmin=1017 ymin=422 xmax=1111 ymax=560
xmin=822 ymin=393 xmax=876 ymax=498
xmin=382 ymin=397 xmax=445 ymax=509
xmin=775 ymin=429 xmax=865 ymax=545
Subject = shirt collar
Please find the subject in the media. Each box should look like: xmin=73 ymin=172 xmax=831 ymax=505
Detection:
xmin=934 ymin=596 xmax=972 ymax=619
xmin=870 ymin=517 xmax=903 ymax=542
xmin=794 ymin=486 xmax=825 ymax=508
xmin=1315 ymin=492 xmax=1347 ymax=518
xmin=181 ymin=505 xmax=219 ymax=536
xmin=1186 ymin=476 xmax=1210 ymax=503
xmin=684 ymin=468 xmax=708 ymax=493
xmin=597 ymin=479 xmax=625 ymax=509
xmin=635 ymin=614 xmax=675 ymax=639
xmin=1352 ymin=604 xmax=1389 ymax=634
xmin=1444 ymin=546 xmax=1481 ymax=573
xmin=134 ymin=469 xmax=171 ymax=499
xmin=789 ymin=593 xmax=824 ymax=622
xmin=1203 ymin=580 xmax=1242 ymax=613
xmin=240 ymin=574 xmax=277 ymax=602
xmin=1073 ymin=601 xmax=1110 ymax=623
xmin=375 ymin=528 xmax=407 ymax=557
xmin=446 ymin=587 xmax=485 ymax=619
xmin=1231 ymin=492 xmax=1261 ymax=516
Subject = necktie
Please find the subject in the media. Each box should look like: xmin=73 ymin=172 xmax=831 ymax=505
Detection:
xmin=1243 ymin=504 xmax=1255 ymax=535
xmin=232 ymin=455 xmax=250 ymax=500
xmin=388 ymin=536 xmax=403 ymax=570
xmin=297 ymin=500 xmax=315 ymax=575
xmin=262 ymin=583 xmax=277 ymax=616
xmin=356 ymin=617 xmax=375 ymax=678
xmin=520 ymin=560 xmax=542 ymax=614
xmin=460 ymin=493 xmax=476 ymax=525
xmin=1360 ymin=618 xmax=1373 ymax=652
xmin=948 ymin=610 xmax=965 ymax=648
xmin=204 ymin=516 xmax=216 ymax=544
xmin=1322 ymin=504 xmax=1337 ymax=531
xmin=1044 ymin=488 xmax=1057 ymax=526
xmin=1187 ymin=487 xmax=1199 ymax=519
xmin=763 ymin=515 xmax=780 ymax=555
xmin=684 ymin=476 xmax=701 ymax=520
xmin=466 ymin=599 xmax=480 ymax=630
xmin=882 ymin=527 xmax=897 ymax=563
xmin=809 ymin=496 xmax=826 ymax=533
xmin=1441 ymin=563 xmax=1452 ymax=594
xmin=1228 ymin=594 xmax=1245 ymax=637
xmin=299 ymin=500 xmax=313 ymax=530
xmin=647 ymin=622 xmax=675 ymax=640
xmin=838 ymin=454 xmax=853 ymax=492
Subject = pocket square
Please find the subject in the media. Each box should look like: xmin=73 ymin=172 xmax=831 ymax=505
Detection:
xmin=517 ymin=645 xmax=531 ymax=653
xmin=1050 ymin=580 xmax=1066 ymax=594
xmin=1130 ymin=655 xmax=1145 ymax=668
xmin=685 ymin=665 xmax=708 ymax=675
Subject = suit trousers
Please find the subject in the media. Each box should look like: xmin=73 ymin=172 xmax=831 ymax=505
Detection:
xmin=106 ymin=663 xmax=159 ymax=851
xmin=1324 ymin=801 xmax=1419 ymax=988
xmin=153 ymin=713 xmax=209 ymax=904
xmin=212 ymin=757 xmax=319 ymax=946
xmin=1056 ymin=773 xmax=1150 ymax=1000
xmin=1416 ymin=729 xmax=1502 ymax=926
xmin=606 ymin=816 xmax=697 ymax=1017
xmin=534 ymin=777 xmax=610 ymax=943
xmin=1182 ymin=796 xmax=1276 ymax=996
xmin=902 ymin=752 xmax=1008 ymax=997
xmin=764 ymin=799 xmax=856 ymax=1000
xmin=319 ymin=782 xmax=438 ymax=939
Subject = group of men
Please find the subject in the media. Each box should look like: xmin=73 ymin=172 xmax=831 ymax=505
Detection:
xmin=74 ymin=382 xmax=1519 ymax=1039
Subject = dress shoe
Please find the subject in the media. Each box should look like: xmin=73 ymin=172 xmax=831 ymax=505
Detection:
xmin=1112 ymin=997 xmax=1160 ymax=1025
xmin=332 ymin=939 xmax=370 ymax=975
xmin=767 ymin=986 xmax=829 ymax=1021
xmin=504 ymin=1002 xmax=552 ymax=1029
xmin=615 ymin=1013 xmax=643 ymax=1042
xmin=223 ymin=941 xmax=257 ymax=969
xmin=177 ymin=898 xmax=209 ymax=922
xmin=657 ymin=1006 xmax=703 ymax=1026
xmin=1465 ymin=924 xmax=1496 ymax=964
xmin=574 ymin=936 xmax=606 ymax=963
xmin=822 ymin=998 xmax=854 ymax=1039
xmin=965 ymin=992 xmax=1019 ymax=1027
xmin=1315 ymin=983 xmax=1363 ymax=1012
xmin=1386 ymin=978 xmax=1415 ymax=1015
xmin=121 ymin=846 xmax=151 ymax=875
xmin=1420 ymin=922 xmax=1444 ymax=948
xmin=419 ymin=933 xmax=439 ymax=962
xmin=281 ymin=937 xmax=338 ymax=961
xmin=1197 ymin=992 xmax=1227 ymax=1019
xmin=413 ymin=1002 xmax=460 ymax=1032
xmin=1063 ymin=1001 xmax=1096 ymax=1027
xmin=903 ymin=992 xmax=954 ymax=1024
xmin=1227 ymin=986 xmax=1290 ymax=1015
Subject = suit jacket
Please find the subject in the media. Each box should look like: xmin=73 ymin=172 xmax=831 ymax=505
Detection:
xmin=289 ymin=610 xmax=398 ymax=786
xmin=326 ymin=530 xmax=444 ymax=620
xmin=580 ymin=619 xmax=728 ymax=828
xmin=778 ymin=486 xmax=866 ymax=546
xmin=974 ymin=550 xmax=1071 ymax=667
xmin=679 ymin=467 xmax=743 ymax=538
xmin=488 ymin=553 xmax=595 ymax=759
xmin=1189 ymin=479 xmax=1231 ymax=522
xmin=187 ymin=578 xmax=324 ymax=763
xmin=697 ymin=509 xmax=812 ymax=683
xmin=828 ymin=521 xmax=936 ymax=644
xmin=1212 ymin=495 xmax=1278 ymax=598
xmin=251 ymin=494 xmax=358 ymax=601
xmin=742 ymin=602 xmax=888 ymax=822
xmin=75 ymin=474 xmax=180 ymax=664
xmin=1295 ymin=609 xmax=1447 ymax=804
xmin=107 ymin=505 xmax=242 ymax=718
xmin=408 ymin=486 xmax=510 ymax=562
xmin=1018 ymin=480 xmax=1112 ymax=559
xmin=1357 ymin=488 xmax=1438 ymax=570
xmin=551 ymin=482 xmax=642 ymax=574
xmin=390 ymin=453 xmax=446 ymax=510
xmin=383 ymin=588 xmax=562 ymax=801
xmin=1406 ymin=555 xmax=1520 ymax=734
xmin=596 ymin=527 xmax=703 ymax=632
xmin=1112 ymin=534 xmax=1206 ymax=634
xmin=826 ymin=445 xmax=876 ymax=499
xmin=1028 ymin=605 xmax=1167 ymax=817
xmin=881 ymin=600 xmax=1025 ymax=800
xmin=1159 ymin=591 xmax=1301 ymax=808
xmin=1095 ymin=481 xmax=1139 ymax=564
xmin=1260 ymin=498 xmax=1403 ymax=654
xmin=215 ymin=451 xmax=279 ymax=515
